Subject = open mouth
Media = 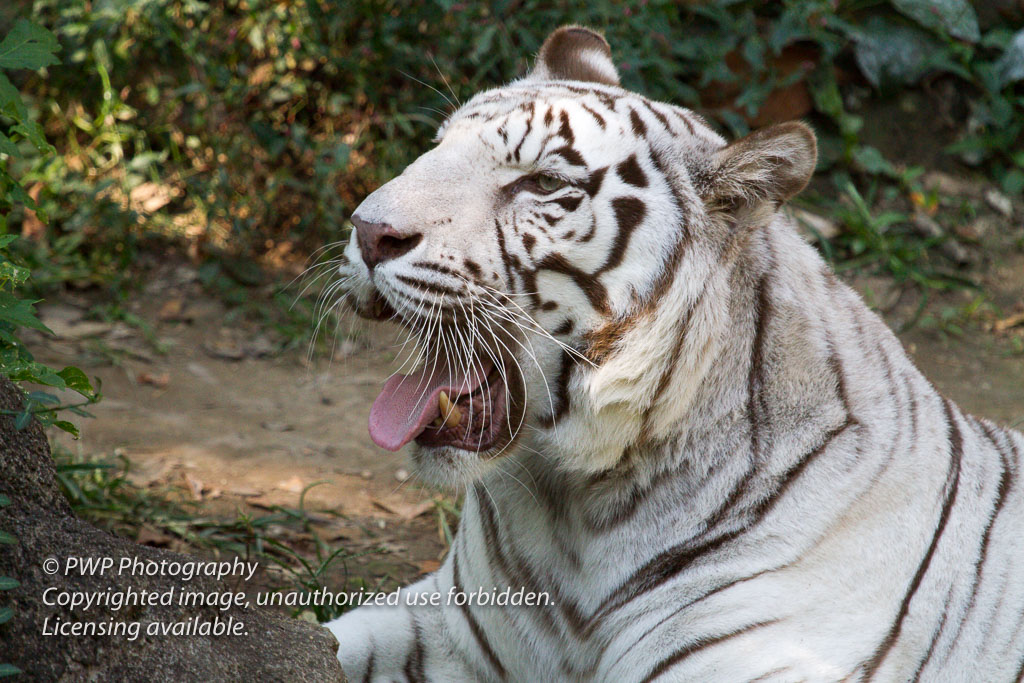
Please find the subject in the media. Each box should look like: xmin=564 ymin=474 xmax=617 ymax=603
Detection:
xmin=358 ymin=290 xmax=523 ymax=454
xmin=368 ymin=357 xmax=514 ymax=453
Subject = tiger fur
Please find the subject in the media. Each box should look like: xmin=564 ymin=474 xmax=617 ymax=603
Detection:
xmin=325 ymin=26 xmax=1024 ymax=682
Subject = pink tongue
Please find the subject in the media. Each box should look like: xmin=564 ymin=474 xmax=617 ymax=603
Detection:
xmin=369 ymin=364 xmax=488 ymax=451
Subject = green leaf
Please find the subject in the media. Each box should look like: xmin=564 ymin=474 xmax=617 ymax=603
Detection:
xmin=11 ymin=120 xmax=54 ymax=155
xmin=0 ymin=531 xmax=15 ymax=545
xmin=13 ymin=411 xmax=30 ymax=430
xmin=0 ymin=131 xmax=18 ymax=158
xmin=0 ymin=607 xmax=12 ymax=625
xmin=0 ymin=73 xmax=27 ymax=119
xmin=0 ymin=292 xmax=51 ymax=334
xmin=0 ymin=165 xmax=36 ymax=211
xmin=0 ymin=577 xmax=18 ymax=590
xmin=853 ymin=16 xmax=943 ymax=89
xmin=0 ymin=261 xmax=30 ymax=288
xmin=994 ymin=30 xmax=1024 ymax=88
xmin=0 ymin=19 xmax=61 ymax=70
xmin=853 ymin=145 xmax=896 ymax=176
xmin=57 ymin=366 xmax=93 ymax=395
xmin=0 ymin=664 xmax=22 ymax=678
xmin=0 ymin=493 xmax=10 ymax=507
xmin=52 ymin=420 xmax=80 ymax=438
xmin=1001 ymin=168 xmax=1024 ymax=196
xmin=891 ymin=0 xmax=979 ymax=42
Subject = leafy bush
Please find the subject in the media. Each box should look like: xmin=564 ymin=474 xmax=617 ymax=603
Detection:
xmin=2 ymin=1 xmax=1022 ymax=296
xmin=1 ymin=18 xmax=98 ymax=434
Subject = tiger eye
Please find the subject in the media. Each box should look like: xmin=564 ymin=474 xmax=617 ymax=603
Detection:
xmin=537 ymin=174 xmax=564 ymax=192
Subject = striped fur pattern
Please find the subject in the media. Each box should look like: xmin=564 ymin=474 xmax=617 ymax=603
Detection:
xmin=326 ymin=26 xmax=1024 ymax=682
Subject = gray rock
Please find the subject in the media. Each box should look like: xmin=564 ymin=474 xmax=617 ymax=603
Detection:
xmin=0 ymin=378 xmax=346 ymax=682
xmin=985 ymin=188 xmax=1014 ymax=218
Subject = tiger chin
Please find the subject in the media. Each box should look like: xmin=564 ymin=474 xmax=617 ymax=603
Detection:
xmin=326 ymin=25 xmax=1024 ymax=683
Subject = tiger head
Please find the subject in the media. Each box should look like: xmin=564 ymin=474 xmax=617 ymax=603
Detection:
xmin=339 ymin=26 xmax=816 ymax=487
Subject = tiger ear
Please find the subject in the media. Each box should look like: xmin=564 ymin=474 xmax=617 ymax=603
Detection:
xmin=527 ymin=26 xmax=620 ymax=87
xmin=709 ymin=122 xmax=817 ymax=208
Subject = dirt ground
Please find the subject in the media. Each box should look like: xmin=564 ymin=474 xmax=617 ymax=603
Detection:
xmin=26 ymin=235 xmax=1024 ymax=596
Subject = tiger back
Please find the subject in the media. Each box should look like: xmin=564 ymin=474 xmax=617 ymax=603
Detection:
xmin=325 ymin=25 xmax=1024 ymax=682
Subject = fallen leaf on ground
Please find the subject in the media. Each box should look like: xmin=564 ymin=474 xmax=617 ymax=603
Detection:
xmin=202 ymin=339 xmax=246 ymax=360
xmin=994 ymin=311 xmax=1024 ymax=333
xmin=158 ymin=298 xmax=191 ymax=322
xmin=418 ymin=560 xmax=441 ymax=574
xmin=183 ymin=472 xmax=204 ymax=501
xmin=277 ymin=475 xmax=305 ymax=494
xmin=137 ymin=371 xmax=170 ymax=388
xmin=370 ymin=497 xmax=435 ymax=520
xmin=261 ymin=421 xmax=294 ymax=432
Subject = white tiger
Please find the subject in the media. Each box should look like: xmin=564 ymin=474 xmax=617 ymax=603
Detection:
xmin=325 ymin=26 xmax=1024 ymax=682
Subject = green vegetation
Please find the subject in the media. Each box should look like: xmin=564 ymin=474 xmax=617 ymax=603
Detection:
xmin=0 ymin=0 xmax=1020 ymax=313
xmin=1 ymin=18 xmax=99 ymax=434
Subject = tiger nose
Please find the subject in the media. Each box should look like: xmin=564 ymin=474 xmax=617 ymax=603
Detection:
xmin=352 ymin=215 xmax=423 ymax=270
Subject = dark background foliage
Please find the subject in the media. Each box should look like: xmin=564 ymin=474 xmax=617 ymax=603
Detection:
xmin=1 ymin=0 xmax=1022 ymax=290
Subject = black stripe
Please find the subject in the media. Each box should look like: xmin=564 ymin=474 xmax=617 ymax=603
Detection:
xmin=629 ymin=107 xmax=647 ymax=137
xmin=605 ymin=567 xmax=775 ymax=673
xmin=361 ymin=639 xmax=376 ymax=683
xmin=911 ymin=588 xmax=954 ymax=682
xmin=748 ymin=273 xmax=772 ymax=460
xmin=578 ymin=165 xmax=607 ymax=197
xmin=535 ymin=252 xmax=609 ymax=314
xmin=861 ymin=397 xmax=963 ymax=679
xmin=641 ymin=147 xmax=690 ymax=300
xmin=552 ymin=318 xmax=573 ymax=335
xmin=537 ymin=349 xmax=572 ymax=428
xmin=641 ymin=100 xmax=674 ymax=133
xmin=494 ymin=219 xmax=517 ymax=293
xmin=412 ymin=261 xmax=464 ymax=278
xmin=557 ymin=109 xmax=574 ymax=145
xmin=551 ymin=145 xmax=585 ymax=167
xmin=452 ymin=549 xmax=507 ymax=679
xmin=403 ymin=614 xmax=426 ymax=683
xmin=586 ymin=403 xmax=854 ymax=633
xmin=513 ymin=102 xmax=534 ymax=162
xmin=615 ymin=153 xmax=648 ymax=188
xmin=580 ymin=102 xmax=606 ymax=128
xmin=473 ymin=487 xmax=560 ymax=635
xmin=552 ymin=194 xmax=582 ymax=212
xmin=748 ymin=667 xmax=793 ymax=682
xmin=639 ymin=620 xmax=778 ymax=682
xmin=670 ymin=107 xmax=697 ymax=135
xmin=939 ymin=418 xmax=1014 ymax=654
xmin=594 ymin=196 xmax=646 ymax=276
xmin=396 ymin=273 xmax=463 ymax=297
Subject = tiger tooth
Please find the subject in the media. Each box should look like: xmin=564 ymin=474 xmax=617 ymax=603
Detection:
xmin=439 ymin=391 xmax=461 ymax=429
